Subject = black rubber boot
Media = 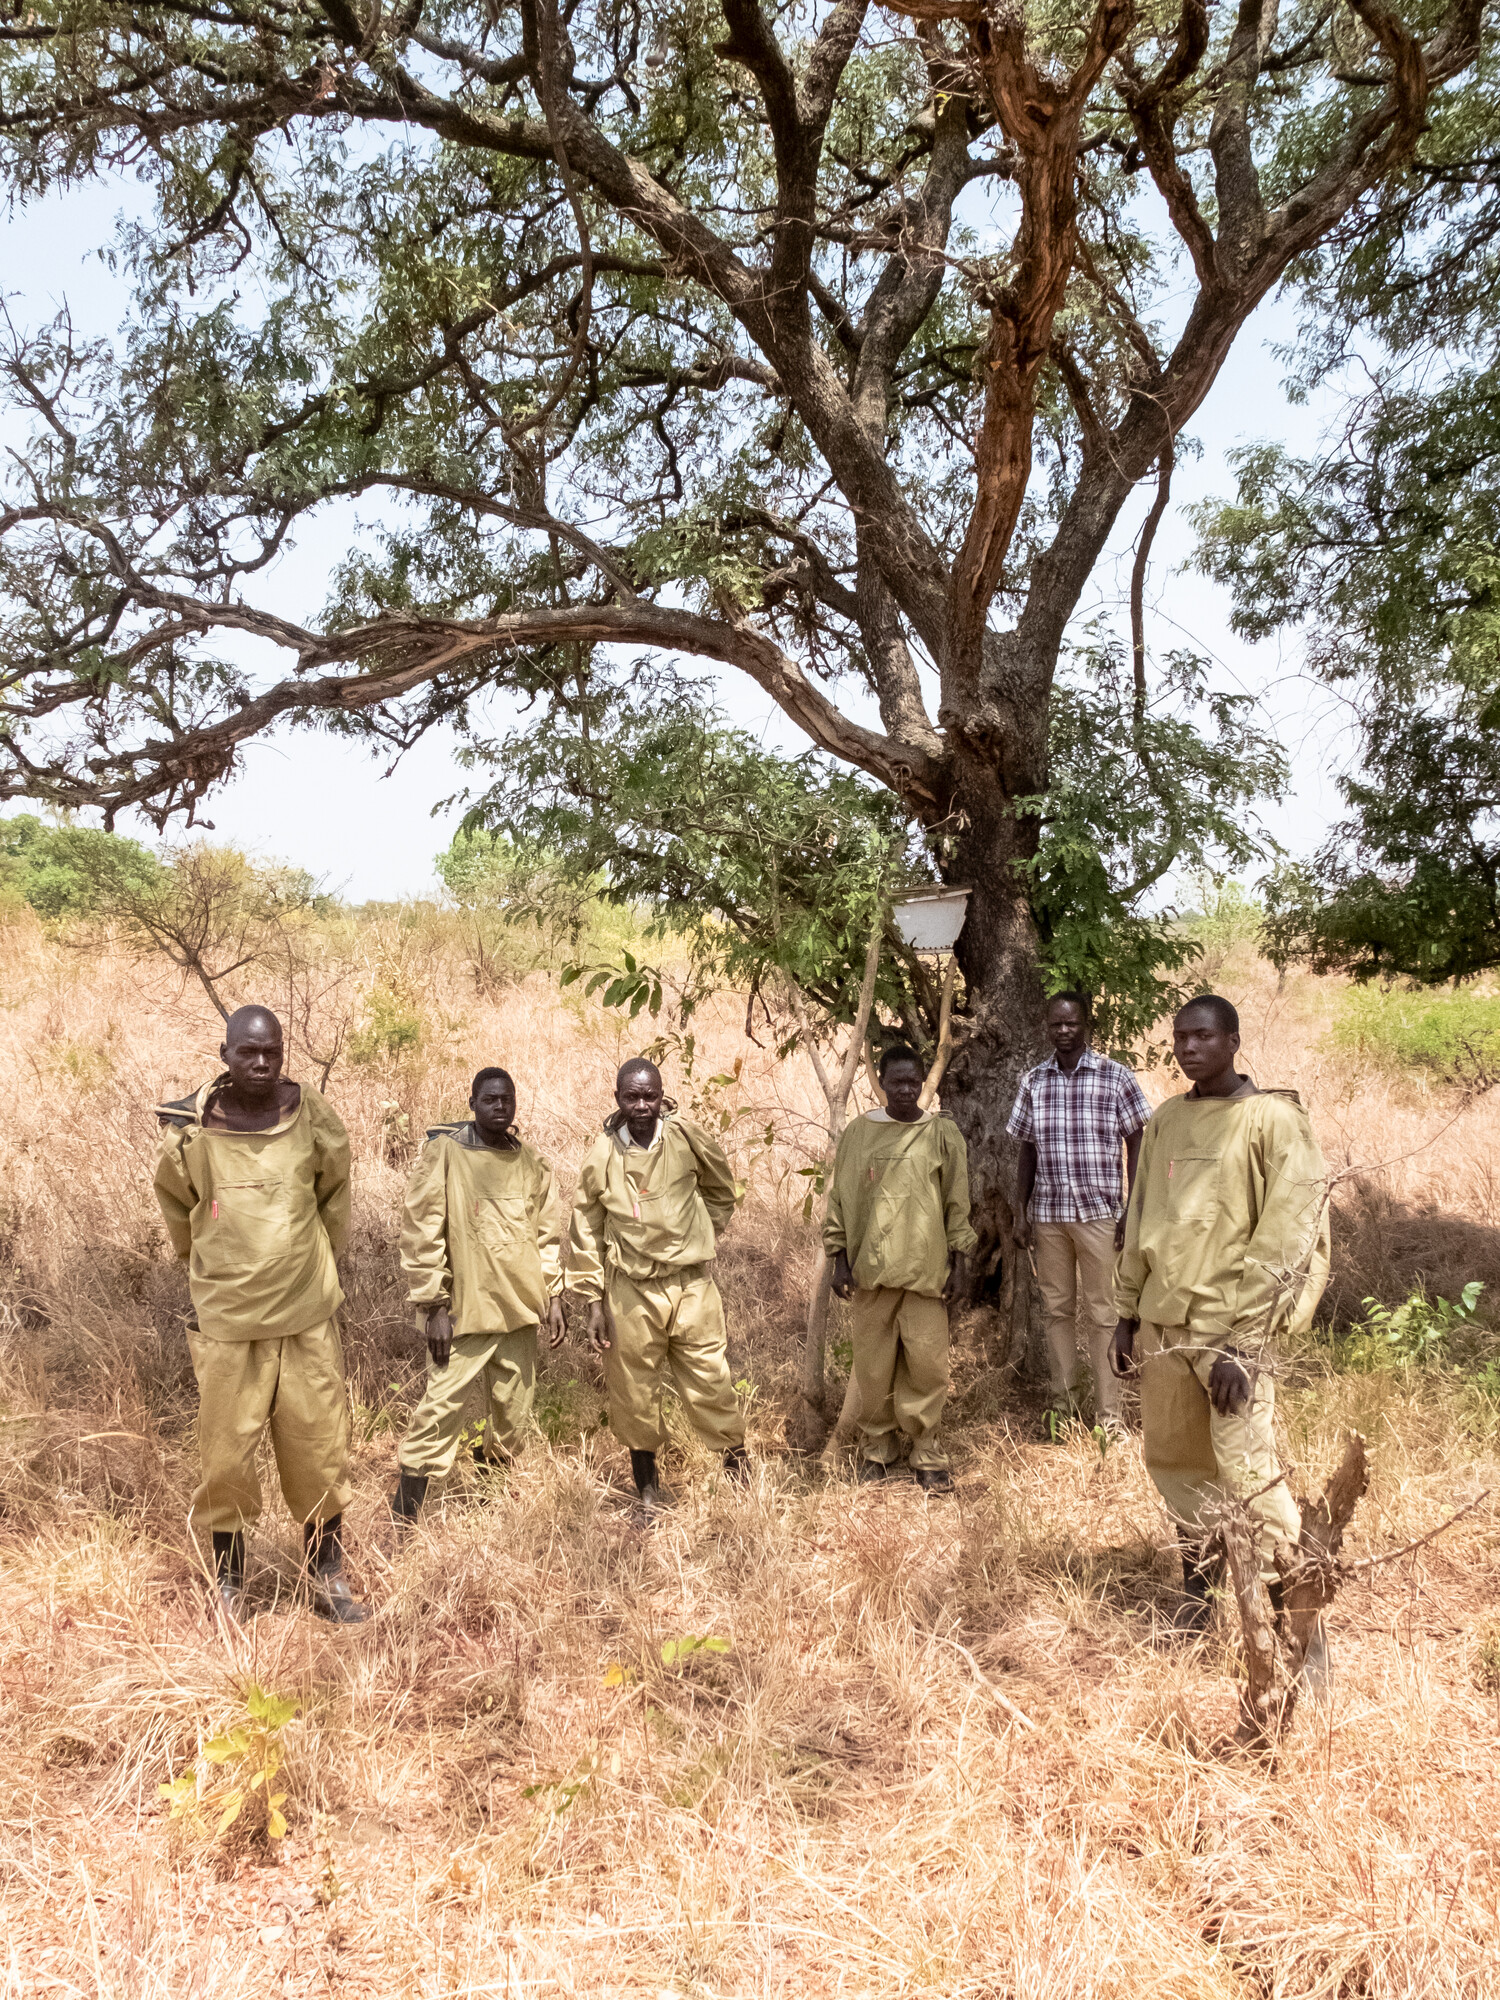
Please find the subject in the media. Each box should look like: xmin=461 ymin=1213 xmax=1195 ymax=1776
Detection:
xmin=303 ymin=1514 xmax=370 ymax=1625
xmin=389 ymin=1469 xmax=428 ymax=1527
xmin=473 ymin=1442 xmax=513 ymax=1473
xmin=210 ymin=1530 xmax=246 ymax=1624
xmin=722 ymin=1445 xmax=751 ymax=1486
xmin=1173 ymin=1543 xmax=1222 ymax=1634
xmin=856 ymin=1459 xmax=888 ymax=1484
xmin=914 ymin=1467 xmax=955 ymax=1496
xmin=628 ymin=1448 xmax=671 ymax=1514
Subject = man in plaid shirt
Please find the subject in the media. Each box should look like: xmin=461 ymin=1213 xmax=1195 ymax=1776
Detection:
xmin=1007 ymin=991 xmax=1152 ymax=1436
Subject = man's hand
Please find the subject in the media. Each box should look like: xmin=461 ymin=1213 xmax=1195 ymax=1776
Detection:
xmin=1208 ymin=1352 xmax=1252 ymax=1416
xmin=586 ymin=1300 xmax=612 ymax=1355
xmin=545 ymin=1297 xmax=567 ymax=1350
xmin=1113 ymin=1212 xmax=1127 ymax=1253
xmin=1013 ymin=1217 xmax=1031 ymax=1254
xmin=830 ymin=1249 xmax=855 ymax=1301
xmin=426 ymin=1304 xmax=453 ymax=1370
xmin=942 ymin=1250 xmax=967 ymax=1305
xmin=1109 ymin=1317 xmax=1138 ymax=1378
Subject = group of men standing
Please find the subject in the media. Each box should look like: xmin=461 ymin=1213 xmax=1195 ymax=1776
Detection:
xmin=155 ymin=988 xmax=1327 ymax=1639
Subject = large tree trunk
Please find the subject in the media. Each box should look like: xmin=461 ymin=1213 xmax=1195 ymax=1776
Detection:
xmin=937 ymin=737 xmax=1049 ymax=1372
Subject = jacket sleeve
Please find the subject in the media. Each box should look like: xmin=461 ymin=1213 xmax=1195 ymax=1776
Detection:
xmin=309 ymin=1094 xmax=352 ymax=1258
xmin=533 ymin=1152 xmax=565 ymax=1296
xmin=400 ymin=1140 xmax=450 ymax=1308
xmin=821 ymin=1126 xmax=854 ymax=1257
xmin=567 ymin=1142 xmax=609 ymax=1300
xmin=941 ymin=1123 xmax=978 ymax=1254
xmin=1112 ymin=1113 xmax=1157 ymax=1319
xmin=682 ymin=1120 xmax=738 ymax=1235
xmin=1230 ymin=1102 xmax=1329 ymax=1341
xmin=153 ymin=1129 xmax=197 ymax=1262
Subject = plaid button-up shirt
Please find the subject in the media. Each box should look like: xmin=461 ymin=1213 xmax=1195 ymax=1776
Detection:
xmin=1006 ymin=1048 xmax=1152 ymax=1224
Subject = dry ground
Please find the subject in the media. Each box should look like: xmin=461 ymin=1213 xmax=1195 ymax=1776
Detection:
xmin=3 ymin=920 xmax=1500 ymax=1998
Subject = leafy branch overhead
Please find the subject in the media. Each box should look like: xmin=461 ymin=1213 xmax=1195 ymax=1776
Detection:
xmin=0 ymin=0 xmax=1478 ymax=832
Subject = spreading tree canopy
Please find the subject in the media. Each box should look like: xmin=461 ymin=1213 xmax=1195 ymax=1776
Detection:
xmin=0 ymin=0 xmax=1484 ymax=1273
xmin=1197 ymin=46 xmax=1500 ymax=984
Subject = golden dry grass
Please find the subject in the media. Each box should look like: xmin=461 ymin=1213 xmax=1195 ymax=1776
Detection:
xmin=2 ymin=920 xmax=1500 ymax=1998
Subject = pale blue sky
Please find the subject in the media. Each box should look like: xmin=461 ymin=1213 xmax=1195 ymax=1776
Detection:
xmin=4 ymin=169 xmax=1351 ymax=902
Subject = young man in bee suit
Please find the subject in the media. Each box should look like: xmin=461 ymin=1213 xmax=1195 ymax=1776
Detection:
xmin=1112 ymin=994 xmax=1331 ymax=1654
xmin=389 ymin=1066 xmax=566 ymax=1525
xmin=569 ymin=1058 xmax=748 ymax=1511
xmin=825 ymin=1044 xmax=977 ymax=1492
xmin=154 ymin=1005 xmax=367 ymax=1625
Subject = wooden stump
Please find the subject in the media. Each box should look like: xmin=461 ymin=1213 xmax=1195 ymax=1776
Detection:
xmin=1223 ymin=1431 xmax=1369 ymax=1750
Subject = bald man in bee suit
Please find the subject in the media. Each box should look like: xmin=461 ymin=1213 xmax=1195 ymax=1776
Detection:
xmin=155 ymin=1005 xmax=366 ymax=1626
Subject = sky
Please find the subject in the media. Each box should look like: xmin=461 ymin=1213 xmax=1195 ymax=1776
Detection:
xmin=3 ymin=161 xmax=1355 ymax=904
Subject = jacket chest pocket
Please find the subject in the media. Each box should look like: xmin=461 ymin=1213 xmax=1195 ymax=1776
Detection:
xmin=1163 ymin=1151 xmax=1222 ymax=1225
xmin=621 ymin=1160 xmax=690 ymax=1219
xmin=196 ymin=1179 xmax=290 ymax=1276
xmin=870 ymin=1154 xmax=929 ymax=1235
xmin=475 ymin=1193 xmax=530 ymax=1251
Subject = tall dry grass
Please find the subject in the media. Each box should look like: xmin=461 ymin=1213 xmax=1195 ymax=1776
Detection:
xmin=2 ymin=917 xmax=1499 ymax=1997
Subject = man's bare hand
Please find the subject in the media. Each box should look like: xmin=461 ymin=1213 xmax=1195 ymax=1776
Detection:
xmin=545 ymin=1297 xmax=567 ymax=1350
xmin=942 ymin=1250 xmax=967 ymax=1305
xmin=426 ymin=1304 xmax=453 ymax=1370
xmin=586 ymin=1300 xmax=612 ymax=1354
xmin=830 ymin=1249 xmax=855 ymax=1301
xmin=1109 ymin=1317 xmax=1138 ymax=1378
xmin=1208 ymin=1352 xmax=1252 ymax=1416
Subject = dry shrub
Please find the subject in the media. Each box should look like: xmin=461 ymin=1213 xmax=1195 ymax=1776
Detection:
xmin=3 ymin=919 xmax=1500 ymax=1995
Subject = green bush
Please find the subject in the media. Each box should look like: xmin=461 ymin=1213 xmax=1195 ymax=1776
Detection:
xmin=1181 ymin=873 xmax=1266 ymax=974
xmin=1340 ymin=1282 xmax=1484 ymax=1371
xmin=1331 ymin=986 xmax=1500 ymax=1092
xmin=0 ymin=814 xmax=162 ymax=920
xmin=348 ymin=984 xmax=424 ymax=1064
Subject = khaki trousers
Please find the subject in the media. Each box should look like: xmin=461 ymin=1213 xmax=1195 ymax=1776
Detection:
xmin=1034 ymin=1218 xmax=1122 ymax=1419
xmin=1138 ymin=1321 xmax=1303 ymax=1581
xmin=852 ymin=1287 xmax=950 ymax=1470
xmin=399 ymin=1326 xmax=538 ymax=1477
xmin=189 ymin=1319 xmax=352 ymax=1534
xmin=602 ymin=1265 xmax=745 ymax=1453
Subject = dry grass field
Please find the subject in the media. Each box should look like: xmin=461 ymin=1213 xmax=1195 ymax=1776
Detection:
xmin=2 ymin=913 xmax=1499 ymax=1998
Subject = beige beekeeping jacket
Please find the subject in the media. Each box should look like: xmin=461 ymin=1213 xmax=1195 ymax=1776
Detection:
xmin=400 ymin=1124 xmax=563 ymax=1335
xmin=154 ymin=1078 xmax=349 ymax=1342
xmin=1113 ymin=1088 xmax=1330 ymax=1342
xmin=568 ymin=1115 xmax=738 ymax=1299
xmin=823 ymin=1109 xmax=977 ymax=1297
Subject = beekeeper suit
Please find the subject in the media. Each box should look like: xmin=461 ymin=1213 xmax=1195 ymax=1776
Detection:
xmin=824 ymin=1047 xmax=976 ymax=1491
xmin=154 ymin=1004 xmax=364 ymax=1624
xmin=389 ymin=1066 xmax=565 ymax=1523
xmin=570 ymin=1059 xmax=746 ymax=1506
xmin=1113 ymin=996 xmax=1330 ymax=1616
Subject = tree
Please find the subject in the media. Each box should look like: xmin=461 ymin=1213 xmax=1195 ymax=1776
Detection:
xmin=0 ymin=0 xmax=1482 ymax=1272
xmin=1194 ymin=62 xmax=1500 ymax=983
xmin=468 ymin=690 xmax=922 ymax=1030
